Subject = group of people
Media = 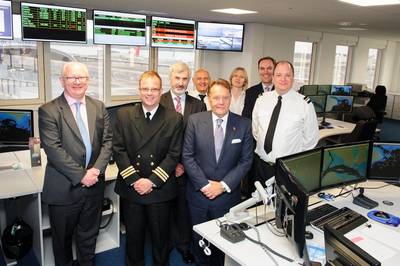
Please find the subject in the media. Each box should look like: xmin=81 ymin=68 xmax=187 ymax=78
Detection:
xmin=38 ymin=57 xmax=319 ymax=266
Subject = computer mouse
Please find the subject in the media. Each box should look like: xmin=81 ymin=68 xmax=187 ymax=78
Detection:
xmin=305 ymin=231 xmax=314 ymax=239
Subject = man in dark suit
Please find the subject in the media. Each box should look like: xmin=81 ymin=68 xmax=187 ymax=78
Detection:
xmin=160 ymin=61 xmax=206 ymax=264
xmin=242 ymin=56 xmax=276 ymax=119
xmin=39 ymin=62 xmax=113 ymax=266
xmin=113 ymin=70 xmax=183 ymax=266
xmin=182 ymin=79 xmax=253 ymax=266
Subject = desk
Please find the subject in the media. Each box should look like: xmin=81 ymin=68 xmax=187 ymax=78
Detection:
xmin=194 ymin=181 xmax=400 ymax=266
xmin=0 ymin=150 xmax=119 ymax=266
xmin=319 ymin=118 xmax=356 ymax=139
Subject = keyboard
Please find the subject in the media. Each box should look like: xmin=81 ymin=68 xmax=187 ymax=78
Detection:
xmin=307 ymin=203 xmax=339 ymax=224
xmin=310 ymin=207 xmax=368 ymax=234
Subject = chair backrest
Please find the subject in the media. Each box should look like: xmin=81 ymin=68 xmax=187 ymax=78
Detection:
xmin=342 ymin=119 xmax=378 ymax=142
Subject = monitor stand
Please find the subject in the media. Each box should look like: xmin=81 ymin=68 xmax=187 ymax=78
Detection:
xmin=319 ymin=113 xmax=331 ymax=129
xmin=352 ymin=188 xmax=378 ymax=209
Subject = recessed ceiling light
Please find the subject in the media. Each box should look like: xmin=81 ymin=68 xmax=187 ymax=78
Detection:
xmin=338 ymin=21 xmax=353 ymax=26
xmin=339 ymin=27 xmax=367 ymax=31
xmin=136 ymin=10 xmax=168 ymax=15
xmin=339 ymin=0 xmax=400 ymax=6
xmin=211 ymin=8 xmax=258 ymax=15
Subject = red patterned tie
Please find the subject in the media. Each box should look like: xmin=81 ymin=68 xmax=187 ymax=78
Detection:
xmin=175 ymin=96 xmax=182 ymax=114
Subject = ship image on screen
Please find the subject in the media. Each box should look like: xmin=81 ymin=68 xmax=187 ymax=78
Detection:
xmin=321 ymin=143 xmax=369 ymax=188
xmin=0 ymin=110 xmax=33 ymax=144
xmin=325 ymin=95 xmax=353 ymax=113
xmin=93 ymin=10 xmax=146 ymax=46
xmin=21 ymin=2 xmax=86 ymax=43
xmin=370 ymin=143 xmax=400 ymax=181
xmin=282 ymin=149 xmax=321 ymax=194
xmin=151 ymin=16 xmax=195 ymax=49
xmin=0 ymin=0 xmax=13 ymax=40
xmin=308 ymin=95 xmax=326 ymax=114
xmin=196 ymin=22 xmax=244 ymax=52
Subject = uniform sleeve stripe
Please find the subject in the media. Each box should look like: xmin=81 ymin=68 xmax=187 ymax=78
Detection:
xmin=121 ymin=169 xmax=136 ymax=179
xmin=152 ymin=168 xmax=168 ymax=182
xmin=121 ymin=166 xmax=135 ymax=176
xmin=156 ymin=166 xmax=169 ymax=179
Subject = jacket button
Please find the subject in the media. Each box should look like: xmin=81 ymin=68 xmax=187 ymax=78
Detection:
xmin=137 ymin=155 xmax=141 ymax=158
xmin=136 ymin=162 xmax=140 ymax=166
xmin=150 ymin=162 xmax=154 ymax=166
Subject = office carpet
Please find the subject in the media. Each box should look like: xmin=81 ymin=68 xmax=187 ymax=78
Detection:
xmin=377 ymin=118 xmax=400 ymax=141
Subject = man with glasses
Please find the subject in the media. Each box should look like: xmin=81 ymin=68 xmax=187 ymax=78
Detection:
xmin=113 ymin=70 xmax=183 ymax=266
xmin=39 ymin=62 xmax=113 ymax=266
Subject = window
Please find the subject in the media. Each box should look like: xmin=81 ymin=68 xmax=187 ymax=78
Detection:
xmin=157 ymin=48 xmax=195 ymax=91
xmin=366 ymin=48 xmax=378 ymax=90
xmin=111 ymin=46 xmax=149 ymax=97
xmin=293 ymin=41 xmax=313 ymax=87
xmin=332 ymin=45 xmax=349 ymax=84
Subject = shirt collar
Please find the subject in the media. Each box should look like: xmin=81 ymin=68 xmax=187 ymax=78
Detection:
xmin=142 ymin=104 xmax=159 ymax=118
xmin=64 ymin=93 xmax=86 ymax=106
xmin=212 ymin=112 xmax=229 ymax=123
xmin=170 ymin=90 xmax=186 ymax=102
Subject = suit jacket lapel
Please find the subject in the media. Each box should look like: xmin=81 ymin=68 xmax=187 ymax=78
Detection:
xmin=163 ymin=92 xmax=175 ymax=110
xmin=219 ymin=112 xmax=235 ymax=164
xmin=85 ymin=97 xmax=96 ymax=145
xmin=134 ymin=104 xmax=166 ymax=150
xmin=59 ymin=95 xmax=83 ymax=144
xmin=204 ymin=112 xmax=217 ymax=165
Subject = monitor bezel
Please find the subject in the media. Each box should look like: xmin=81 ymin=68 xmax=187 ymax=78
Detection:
xmin=307 ymin=94 xmax=327 ymax=114
xmin=92 ymin=9 xmax=147 ymax=46
xmin=20 ymin=2 xmax=87 ymax=44
xmin=324 ymin=95 xmax=354 ymax=114
xmin=195 ymin=21 xmax=245 ymax=52
xmin=150 ymin=16 xmax=195 ymax=49
xmin=0 ymin=108 xmax=34 ymax=145
xmin=320 ymin=141 xmax=370 ymax=191
xmin=0 ymin=0 xmax=14 ymax=40
xmin=368 ymin=141 xmax=400 ymax=183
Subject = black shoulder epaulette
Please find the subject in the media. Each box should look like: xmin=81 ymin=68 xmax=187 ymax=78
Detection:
xmin=303 ymin=96 xmax=311 ymax=104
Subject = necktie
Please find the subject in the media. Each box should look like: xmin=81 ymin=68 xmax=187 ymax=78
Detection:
xmin=199 ymin=94 xmax=206 ymax=103
xmin=264 ymin=96 xmax=282 ymax=154
xmin=146 ymin=112 xmax=151 ymax=122
xmin=175 ymin=96 xmax=182 ymax=114
xmin=214 ymin=118 xmax=224 ymax=162
xmin=74 ymin=102 xmax=92 ymax=167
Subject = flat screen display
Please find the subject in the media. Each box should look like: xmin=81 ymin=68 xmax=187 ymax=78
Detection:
xmin=369 ymin=142 xmax=400 ymax=182
xmin=151 ymin=16 xmax=195 ymax=49
xmin=21 ymin=2 xmax=86 ymax=43
xmin=308 ymin=95 xmax=326 ymax=114
xmin=0 ymin=0 xmax=13 ymax=40
xmin=93 ymin=10 xmax=146 ymax=46
xmin=0 ymin=109 xmax=33 ymax=145
xmin=196 ymin=22 xmax=244 ymax=52
xmin=318 ymin=85 xmax=331 ymax=95
xmin=331 ymin=85 xmax=352 ymax=96
xmin=325 ymin=95 xmax=353 ymax=113
xmin=301 ymin=85 xmax=318 ymax=96
xmin=321 ymin=142 xmax=369 ymax=189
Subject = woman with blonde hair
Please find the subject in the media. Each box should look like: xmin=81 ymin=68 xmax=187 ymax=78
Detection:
xmin=229 ymin=67 xmax=248 ymax=115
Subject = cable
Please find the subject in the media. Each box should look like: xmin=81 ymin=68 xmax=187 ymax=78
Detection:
xmin=99 ymin=201 xmax=114 ymax=230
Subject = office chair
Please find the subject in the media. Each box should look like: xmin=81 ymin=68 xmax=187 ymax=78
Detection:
xmin=367 ymin=85 xmax=387 ymax=123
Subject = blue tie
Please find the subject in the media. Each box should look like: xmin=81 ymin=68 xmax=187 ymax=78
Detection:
xmin=74 ymin=102 xmax=92 ymax=167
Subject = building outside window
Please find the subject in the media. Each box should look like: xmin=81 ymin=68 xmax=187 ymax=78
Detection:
xmin=332 ymin=45 xmax=349 ymax=84
xmin=293 ymin=41 xmax=313 ymax=88
xmin=366 ymin=48 xmax=378 ymax=90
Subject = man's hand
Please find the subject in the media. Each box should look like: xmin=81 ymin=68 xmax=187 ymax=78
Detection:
xmin=175 ymin=163 xmax=185 ymax=177
xmin=81 ymin=168 xmax=100 ymax=187
xmin=133 ymin=178 xmax=154 ymax=195
xmin=201 ymin=180 xmax=224 ymax=200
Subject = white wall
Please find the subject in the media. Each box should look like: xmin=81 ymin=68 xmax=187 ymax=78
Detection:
xmin=201 ymin=22 xmax=400 ymax=92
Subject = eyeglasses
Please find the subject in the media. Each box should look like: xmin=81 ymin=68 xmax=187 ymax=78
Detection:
xmin=139 ymin=88 xmax=161 ymax=93
xmin=63 ymin=76 xmax=89 ymax=82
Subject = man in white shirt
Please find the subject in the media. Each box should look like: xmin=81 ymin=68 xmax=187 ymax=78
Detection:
xmin=188 ymin=68 xmax=211 ymax=110
xmin=252 ymin=60 xmax=319 ymax=184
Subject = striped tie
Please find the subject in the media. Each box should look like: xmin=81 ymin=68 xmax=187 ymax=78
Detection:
xmin=175 ymin=96 xmax=182 ymax=114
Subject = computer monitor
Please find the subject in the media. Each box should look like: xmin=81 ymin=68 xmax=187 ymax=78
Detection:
xmin=317 ymin=85 xmax=331 ymax=95
xmin=275 ymin=160 xmax=309 ymax=258
xmin=324 ymin=224 xmax=381 ymax=266
xmin=325 ymin=95 xmax=354 ymax=113
xmin=321 ymin=141 xmax=369 ymax=190
xmin=0 ymin=109 xmax=34 ymax=152
xmin=0 ymin=0 xmax=13 ymax=40
xmin=300 ymin=85 xmax=318 ymax=96
xmin=369 ymin=142 xmax=400 ymax=183
xmin=308 ymin=95 xmax=326 ymax=114
xmin=331 ymin=85 xmax=352 ymax=96
xmin=278 ymin=148 xmax=322 ymax=195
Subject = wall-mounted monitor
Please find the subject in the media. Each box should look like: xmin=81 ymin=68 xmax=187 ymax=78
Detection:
xmin=0 ymin=0 xmax=13 ymax=40
xmin=369 ymin=142 xmax=400 ymax=183
xmin=21 ymin=2 xmax=86 ymax=43
xmin=331 ymin=85 xmax=352 ymax=96
xmin=325 ymin=95 xmax=354 ymax=113
xmin=0 ymin=109 xmax=33 ymax=151
xmin=196 ymin=22 xmax=245 ymax=52
xmin=308 ymin=95 xmax=326 ymax=114
xmin=93 ymin=10 xmax=146 ymax=46
xmin=151 ymin=16 xmax=195 ymax=49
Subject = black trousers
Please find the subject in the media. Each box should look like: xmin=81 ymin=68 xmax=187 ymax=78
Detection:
xmin=170 ymin=176 xmax=192 ymax=254
xmin=254 ymin=154 xmax=275 ymax=186
xmin=122 ymin=199 xmax=172 ymax=266
xmin=48 ymin=193 xmax=103 ymax=266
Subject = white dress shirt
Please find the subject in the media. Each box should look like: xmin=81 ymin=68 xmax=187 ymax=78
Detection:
xmin=229 ymin=90 xmax=246 ymax=115
xmin=252 ymin=90 xmax=319 ymax=163
xmin=64 ymin=93 xmax=89 ymax=132
xmin=187 ymin=88 xmax=211 ymax=110
xmin=142 ymin=105 xmax=159 ymax=120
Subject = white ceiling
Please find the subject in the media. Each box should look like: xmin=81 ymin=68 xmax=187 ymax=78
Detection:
xmin=14 ymin=0 xmax=400 ymax=40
